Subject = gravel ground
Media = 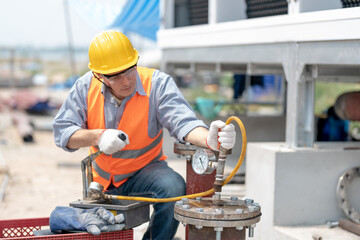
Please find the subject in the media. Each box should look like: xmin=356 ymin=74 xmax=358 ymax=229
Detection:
xmin=0 ymin=119 xmax=86 ymax=219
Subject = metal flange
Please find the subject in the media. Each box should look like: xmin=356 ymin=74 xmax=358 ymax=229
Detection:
xmin=336 ymin=166 xmax=360 ymax=224
xmin=173 ymin=142 xmax=231 ymax=157
xmin=173 ymin=141 xmax=200 ymax=156
xmin=174 ymin=197 xmax=261 ymax=228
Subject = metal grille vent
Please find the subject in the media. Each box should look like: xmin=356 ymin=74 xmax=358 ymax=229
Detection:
xmin=341 ymin=0 xmax=360 ymax=7
xmin=246 ymin=0 xmax=288 ymax=18
xmin=189 ymin=0 xmax=208 ymax=25
xmin=174 ymin=0 xmax=208 ymax=27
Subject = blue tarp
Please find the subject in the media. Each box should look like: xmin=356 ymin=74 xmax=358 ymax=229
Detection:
xmin=69 ymin=0 xmax=159 ymax=41
xmin=69 ymin=0 xmax=125 ymax=30
xmin=109 ymin=0 xmax=160 ymax=41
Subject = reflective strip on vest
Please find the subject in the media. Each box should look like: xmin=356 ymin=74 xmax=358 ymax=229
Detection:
xmin=92 ymin=149 xmax=164 ymax=182
xmin=112 ymin=131 xmax=163 ymax=159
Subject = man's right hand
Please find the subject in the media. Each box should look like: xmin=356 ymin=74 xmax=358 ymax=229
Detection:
xmin=97 ymin=129 xmax=129 ymax=155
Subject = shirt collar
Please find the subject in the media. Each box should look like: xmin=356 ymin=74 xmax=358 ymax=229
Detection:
xmin=135 ymin=72 xmax=147 ymax=96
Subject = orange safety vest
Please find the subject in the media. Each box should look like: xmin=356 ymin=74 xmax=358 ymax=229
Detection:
xmin=87 ymin=67 xmax=166 ymax=190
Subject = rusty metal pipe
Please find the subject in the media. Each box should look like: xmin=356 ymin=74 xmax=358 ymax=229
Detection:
xmin=213 ymin=146 xmax=227 ymax=205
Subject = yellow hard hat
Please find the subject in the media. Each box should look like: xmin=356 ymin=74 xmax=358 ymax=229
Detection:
xmin=88 ymin=30 xmax=139 ymax=74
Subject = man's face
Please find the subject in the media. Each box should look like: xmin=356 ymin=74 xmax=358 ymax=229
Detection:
xmin=102 ymin=65 xmax=137 ymax=99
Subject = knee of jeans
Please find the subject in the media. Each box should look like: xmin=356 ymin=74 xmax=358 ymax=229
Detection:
xmin=156 ymin=173 xmax=186 ymax=198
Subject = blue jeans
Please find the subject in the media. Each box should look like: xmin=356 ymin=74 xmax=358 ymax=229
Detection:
xmin=105 ymin=160 xmax=186 ymax=240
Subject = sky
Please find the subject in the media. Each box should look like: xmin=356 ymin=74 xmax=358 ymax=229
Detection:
xmin=0 ymin=0 xmax=125 ymax=48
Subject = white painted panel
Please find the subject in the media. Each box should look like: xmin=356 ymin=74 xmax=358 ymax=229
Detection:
xmin=158 ymin=8 xmax=360 ymax=48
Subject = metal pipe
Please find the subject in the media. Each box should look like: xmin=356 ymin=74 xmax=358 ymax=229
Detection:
xmin=248 ymin=226 xmax=254 ymax=237
xmin=81 ymin=150 xmax=101 ymax=199
xmin=215 ymin=227 xmax=223 ymax=240
xmin=216 ymin=230 xmax=221 ymax=240
xmin=81 ymin=159 xmax=88 ymax=199
xmin=213 ymin=146 xmax=227 ymax=205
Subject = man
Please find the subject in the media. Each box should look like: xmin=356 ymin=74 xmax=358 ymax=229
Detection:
xmin=53 ymin=30 xmax=236 ymax=240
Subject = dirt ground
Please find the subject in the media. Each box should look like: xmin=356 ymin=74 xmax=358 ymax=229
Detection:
xmin=0 ymin=118 xmax=87 ymax=219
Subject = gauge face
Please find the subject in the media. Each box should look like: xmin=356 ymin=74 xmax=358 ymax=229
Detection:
xmin=192 ymin=149 xmax=210 ymax=175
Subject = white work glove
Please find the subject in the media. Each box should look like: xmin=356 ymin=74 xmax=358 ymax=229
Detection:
xmin=97 ymin=129 xmax=129 ymax=155
xmin=206 ymin=120 xmax=236 ymax=150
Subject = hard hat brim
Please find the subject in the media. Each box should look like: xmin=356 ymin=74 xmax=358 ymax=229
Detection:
xmin=89 ymin=50 xmax=139 ymax=75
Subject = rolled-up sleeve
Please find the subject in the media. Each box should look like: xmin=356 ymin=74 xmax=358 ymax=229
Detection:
xmin=52 ymin=72 xmax=92 ymax=152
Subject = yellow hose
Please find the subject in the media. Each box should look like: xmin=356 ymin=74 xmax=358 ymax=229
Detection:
xmin=105 ymin=116 xmax=246 ymax=203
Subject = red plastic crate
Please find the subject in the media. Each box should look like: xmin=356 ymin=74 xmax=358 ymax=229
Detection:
xmin=0 ymin=218 xmax=133 ymax=240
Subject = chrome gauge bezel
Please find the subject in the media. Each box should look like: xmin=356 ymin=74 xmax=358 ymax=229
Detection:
xmin=192 ymin=148 xmax=216 ymax=175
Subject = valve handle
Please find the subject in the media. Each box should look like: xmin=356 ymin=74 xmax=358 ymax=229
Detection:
xmin=118 ymin=133 xmax=127 ymax=141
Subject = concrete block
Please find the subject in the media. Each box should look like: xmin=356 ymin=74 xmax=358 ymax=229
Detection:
xmin=246 ymin=142 xmax=360 ymax=238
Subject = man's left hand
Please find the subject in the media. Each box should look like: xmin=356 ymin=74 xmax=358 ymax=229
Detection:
xmin=206 ymin=120 xmax=236 ymax=150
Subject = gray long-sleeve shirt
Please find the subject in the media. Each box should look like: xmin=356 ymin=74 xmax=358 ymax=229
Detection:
xmin=52 ymin=69 xmax=207 ymax=152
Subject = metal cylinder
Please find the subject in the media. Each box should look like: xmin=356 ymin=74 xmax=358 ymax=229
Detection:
xmin=175 ymin=197 xmax=261 ymax=240
xmin=186 ymin=160 xmax=216 ymax=196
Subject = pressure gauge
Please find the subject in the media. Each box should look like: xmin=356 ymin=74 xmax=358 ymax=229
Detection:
xmin=192 ymin=148 xmax=216 ymax=175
